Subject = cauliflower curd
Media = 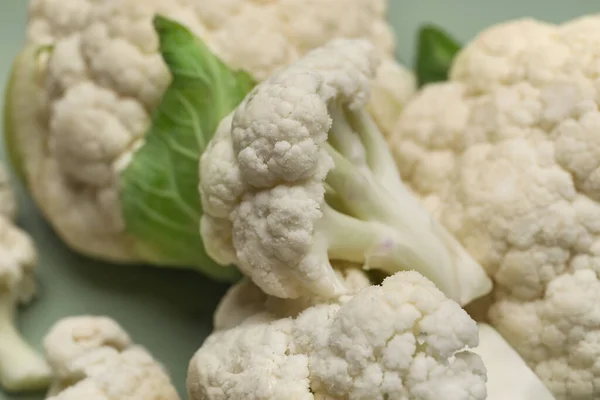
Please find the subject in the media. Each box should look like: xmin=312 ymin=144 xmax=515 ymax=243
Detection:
xmin=188 ymin=271 xmax=487 ymax=400
xmin=44 ymin=316 xmax=180 ymax=400
xmin=391 ymin=16 xmax=600 ymax=399
xmin=4 ymin=0 xmax=415 ymax=274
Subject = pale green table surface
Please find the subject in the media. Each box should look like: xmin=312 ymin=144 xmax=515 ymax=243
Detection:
xmin=1 ymin=1 xmax=599 ymax=399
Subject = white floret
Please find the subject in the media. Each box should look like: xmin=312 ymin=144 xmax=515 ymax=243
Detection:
xmin=369 ymin=58 xmax=417 ymax=136
xmin=46 ymin=380 xmax=108 ymax=400
xmin=391 ymin=15 xmax=600 ymax=400
xmin=188 ymin=271 xmax=487 ymax=400
xmin=200 ymin=39 xmax=491 ymax=304
xmin=200 ymin=39 xmax=378 ymax=299
xmin=44 ymin=316 xmax=131 ymax=385
xmin=43 ymin=316 xmax=180 ymax=400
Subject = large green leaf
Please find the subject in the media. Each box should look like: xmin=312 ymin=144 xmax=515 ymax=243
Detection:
xmin=119 ymin=16 xmax=255 ymax=281
xmin=415 ymin=24 xmax=462 ymax=87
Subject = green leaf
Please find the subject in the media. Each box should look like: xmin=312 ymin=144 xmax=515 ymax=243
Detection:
xmin=119 ymin=16 xmax=255 ymax=282
xmin=415 ymin=24 xmax=462 ymax=87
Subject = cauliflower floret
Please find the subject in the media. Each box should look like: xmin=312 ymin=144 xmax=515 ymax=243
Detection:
xmin=391 ymin=16 xmax=600 ymax=399
xmin=0 ymin=164 xmax=50 ymax=393
xmin=43 ymin=316 xmax=180 ymax=399
xmin=200 ymin=39 xmax=491 ymax=304
xmin=188 ymin=271 xmax=487 ymax=400
xmin=6 ymin=0 xmax=414 ymax=268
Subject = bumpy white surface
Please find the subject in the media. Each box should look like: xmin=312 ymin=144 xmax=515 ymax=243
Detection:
xmin=188 ymin=271 xmax=487 ymax=400
xmin=200 ymin=39 xmax=379 ymax=299
xmin=391 ymin=16 xmax=600 ymax=399
xmin=44 ymin=316 xmax=180 ymax=400
xmin=15 ymin=0 xmax=414 ymax=263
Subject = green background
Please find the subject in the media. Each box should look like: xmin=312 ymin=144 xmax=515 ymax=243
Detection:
xmin=0 ymin=1 xmax=598 ymax=399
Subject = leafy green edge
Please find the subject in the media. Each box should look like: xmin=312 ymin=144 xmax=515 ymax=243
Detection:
xmin=119 ymin=16 xmax=256 ymax=281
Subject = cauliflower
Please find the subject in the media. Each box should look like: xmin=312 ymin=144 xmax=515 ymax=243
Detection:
xmin=0 ymin=165 xmax=50 ymax=392
xmin=43 ymin=315 xmax=180 ymax=399
xmin=188 ymin=270 xmax=487 ymax=400
xmin=4 ymin=0 xmax=415 ymax=278
xmin=199 ymin=38 xmax=492 ymax=305
xmin=391 ymin=16 xmax=600 ymax=399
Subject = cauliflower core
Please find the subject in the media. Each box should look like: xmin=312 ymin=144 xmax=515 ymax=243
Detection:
xmin=188 ymin=271 xmax=487 ymax=400
xmin=0 ymin=165 xmax=50 ymax=392
xmin=200 ymin=39 xmax=491 ymax=305
xmin=391 ymin=16 xmax=600 ymax=399
xmin=43 ymin=316 xmax=180 ymax=400
xmin=6 ymin=0 xmax=414 ymax=266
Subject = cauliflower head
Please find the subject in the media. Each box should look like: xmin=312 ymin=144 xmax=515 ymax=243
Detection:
xmin=391 ymin=16 xmax=600 ymax=399
xmin=4 ymin=0 xmax=414 ymax=278
xmin=188 ymin=270 xmax=487 ymax=400
xmin=200 ymin=39 xmax=491 ymax=304
xmin=43 ymin=315 xmax=180 ymax=400
xmin=0 ymin=164 xmax=50 ymax=393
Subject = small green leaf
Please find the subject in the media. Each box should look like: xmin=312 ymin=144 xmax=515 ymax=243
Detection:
xmin=415 ymin=24 xmax=462 ymax=87
xmin=119 ymin=16 xmax=255 ymax=281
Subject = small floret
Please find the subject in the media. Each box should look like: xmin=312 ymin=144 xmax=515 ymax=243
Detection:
xmin=188 ymin=271 xmax=487 ymax=400
xmin=43 ymin=316 xmax=180 ymax=400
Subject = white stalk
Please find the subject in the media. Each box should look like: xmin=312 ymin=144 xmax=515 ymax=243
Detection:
xmin=474 ymin=323 xmax=556 ymax=400
xmin=0 ymin=293 xmax=51 ymax=392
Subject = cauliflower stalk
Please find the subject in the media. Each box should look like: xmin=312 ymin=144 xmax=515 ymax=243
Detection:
xmin=391 ymin=16 xmax=600 ymax=400
xmin=188 ymin=270 xmax=488 ymax=400
xmin=474 ymin=323 xmax=556 ymax=400
xmin=199 ymin=39 xmax=492 ymax=306
xmin=0 ymin=166 xmax=50 ymax=392
xmin=4 ymin=0 xmax=414 ymax=279
xmin=43 ymin=316 xmax=180 ymax=399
